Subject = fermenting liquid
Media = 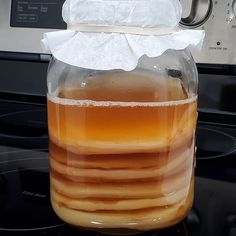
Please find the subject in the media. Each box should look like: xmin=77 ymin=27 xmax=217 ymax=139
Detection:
xmin=48 ymin=72 xmax=197 ymax=233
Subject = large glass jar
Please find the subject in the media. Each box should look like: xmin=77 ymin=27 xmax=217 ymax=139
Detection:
xmin=47 ymin=49 xmax=198 ymax=234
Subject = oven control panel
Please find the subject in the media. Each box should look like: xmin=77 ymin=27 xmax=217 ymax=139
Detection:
xmin=0 ymin=0 xmax=66 ymax=54
xmin=180 ymin=0 xmax=236 ymax=64
xmin=10 ymin=0 xmax=66 ymax=29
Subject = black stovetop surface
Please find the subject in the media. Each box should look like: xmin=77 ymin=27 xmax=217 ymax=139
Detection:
xmin=0 ymin=100 xmax=236 ymax=236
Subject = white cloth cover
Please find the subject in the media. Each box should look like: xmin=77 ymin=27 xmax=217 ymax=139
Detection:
xmin=42 ymin=0 xmax=204 ymax=71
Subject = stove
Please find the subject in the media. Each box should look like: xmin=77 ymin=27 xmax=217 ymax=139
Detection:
xmin=1 ymin=0 xmax=236 ymax=234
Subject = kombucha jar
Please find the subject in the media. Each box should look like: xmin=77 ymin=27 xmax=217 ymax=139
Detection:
xmin=47 ymin=49 xmax=198 ymax=234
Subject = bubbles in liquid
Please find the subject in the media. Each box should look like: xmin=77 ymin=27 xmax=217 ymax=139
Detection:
xmin=48 ymin=72 xmax=197 ymax=233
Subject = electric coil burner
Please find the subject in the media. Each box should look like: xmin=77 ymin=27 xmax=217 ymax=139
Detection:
xmin=197 ymin=127 xmax=236 ymax=160
xmin=0 ymin=149 xmax=61 ymax=231
xmin=0 ymin=102 xmax=48 ymax=149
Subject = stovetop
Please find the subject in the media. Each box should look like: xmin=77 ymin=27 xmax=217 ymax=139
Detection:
xmin=0 ymin=100 xmax=236 ymax=236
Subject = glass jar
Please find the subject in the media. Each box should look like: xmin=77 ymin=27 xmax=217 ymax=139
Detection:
xmin=47 ymin=49 xmax=198 ymax=234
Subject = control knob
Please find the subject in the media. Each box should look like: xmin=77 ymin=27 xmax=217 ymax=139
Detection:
xmin=180 ymin=0 xmax=212 ymax=27
xmin=233 ymin=0 xmax=236 ymax=17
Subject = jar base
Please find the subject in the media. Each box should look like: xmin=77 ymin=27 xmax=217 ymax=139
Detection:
xmin=69 ymin=225 xmax=145 ymax=235
xmin=66 ymin=219 xmax=188 ymax=235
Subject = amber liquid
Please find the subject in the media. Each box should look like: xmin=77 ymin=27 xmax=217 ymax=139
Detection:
xmin=48 ymin=72 xmax=197 ymax=233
